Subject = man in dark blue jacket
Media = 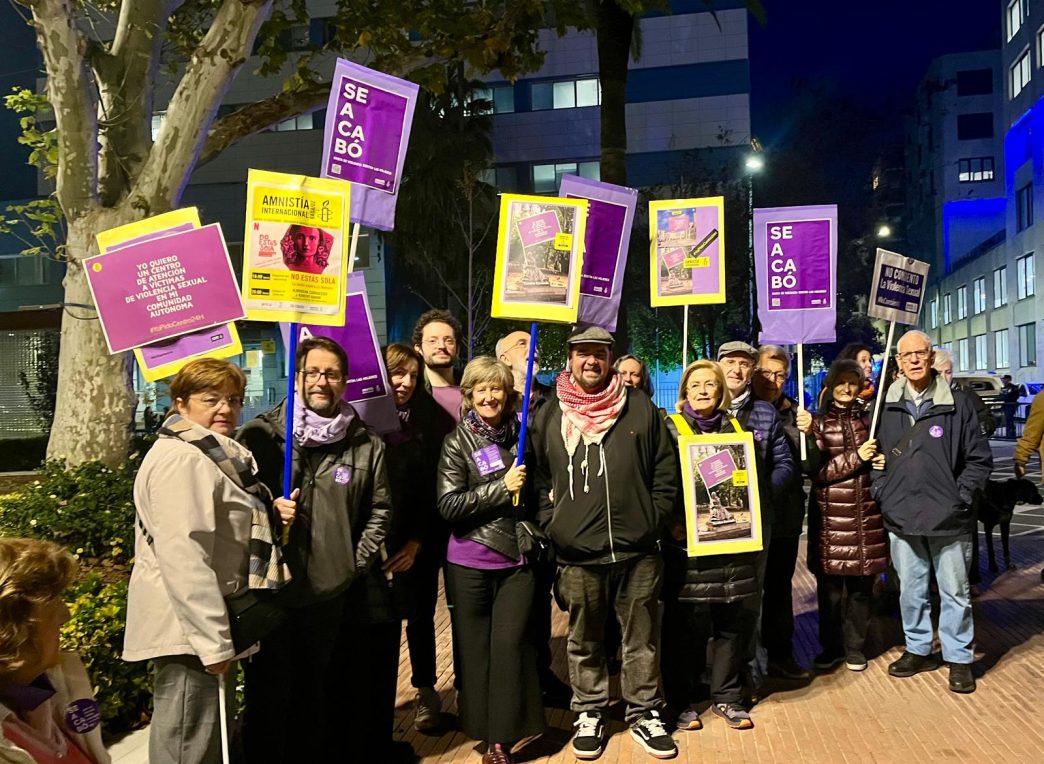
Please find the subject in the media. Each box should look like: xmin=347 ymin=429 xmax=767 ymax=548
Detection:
xmin=871 ymin=330 xmax=992 ymax=694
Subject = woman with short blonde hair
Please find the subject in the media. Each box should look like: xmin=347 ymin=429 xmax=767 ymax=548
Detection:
xmin=459 ymin=356 xmax=521 ymax=417
xmin=675 ymin=360 xmax=732 ymax=414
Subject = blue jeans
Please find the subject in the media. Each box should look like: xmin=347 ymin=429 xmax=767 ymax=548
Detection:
xmin=890 ymin=533 xmax=975 ymax=664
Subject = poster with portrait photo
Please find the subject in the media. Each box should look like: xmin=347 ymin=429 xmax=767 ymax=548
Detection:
xmin=678 ymin=431 xmax=764 ymax=557
xmin=242 ymin=169 xmax=351 ymax=326
xmin=648 ymin=197 xmax=726 ymax=307
xmin=491 ymin=194 xmax=588 ymax=324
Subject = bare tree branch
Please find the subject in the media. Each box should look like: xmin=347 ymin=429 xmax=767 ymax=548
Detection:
xmin=25 ymin=0 xmax=98 ymax=220
xmin=134 ymin=0 xmax=273 ymax=211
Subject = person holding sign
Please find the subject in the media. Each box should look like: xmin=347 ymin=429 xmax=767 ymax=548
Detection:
xmin=529 ymin=326 xmax=678 ymax=760
xmin=436 ymin=357 xmax=545 ymax=764
xmin=661 ymin=360 xmax=792 ymax=732
xmin=0 ymin=539 xmax=109 ymax=764
xmin=236 ymin=337 xmax=396 ymax=761
xmin=796 ymin=360 xmax=887 ymax=673
xmin=871 ymin=331 xmax=992 ymax=695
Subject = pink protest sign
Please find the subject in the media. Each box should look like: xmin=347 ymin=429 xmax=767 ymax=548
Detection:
xmin=320 ymin=59 xmax=419 ymax=231
xmin=697 ymin=450 xmax=738 ymax=489
xmin=661 ymin=248 xmax=686 ymax=269
xmin=84 ymin=224 xmax=245 ymax=354
xmin=517 ymin=211 xmax=561 ymax=248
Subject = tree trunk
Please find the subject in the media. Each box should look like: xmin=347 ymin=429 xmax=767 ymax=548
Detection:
xmin=596 ymin=0 xmax=633 ymax=186
xmin=47 ymin=212 xmax=138 ymax=466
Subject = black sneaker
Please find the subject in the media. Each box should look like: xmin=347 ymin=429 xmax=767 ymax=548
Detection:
xmin=845 ymin=651 xmax=868 ymax=672
xmin=629 ymin=710 xmax=678 ymax=759
xmin=948 ymin=663 xmax=976 ymax=693
xmin=767 ymin=656 xmax=813 ymax=680
xmin=812 ymin=651 xmax=845 ymax=671
xmin=571 ymin=711 xmax=605 ymax=760
xmin=888 ymin=651 xmax=941 ymax=677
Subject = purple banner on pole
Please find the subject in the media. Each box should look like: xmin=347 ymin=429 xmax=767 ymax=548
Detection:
xmin=697 ymin=450 xmax=737 ymax=489
xmin=754 ymin=205 xmax=838 ymax=344
xmin=559 ymin=175 xmax=637 ymax=332
xmin=84 ymin=224 xmax=245 ymax=354
xmin=280 ymin=272 xmax=399 ymax=434
xmin=320 ymin=59 xmax=419 ymax=232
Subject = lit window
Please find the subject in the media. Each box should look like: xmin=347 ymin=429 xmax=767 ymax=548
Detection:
xmin=1009 ymin=0 xmax=1024 ymax=41
xmin=958 ymin=338 xmax=970 ymax=372
xmin=1011 ymin=49 xmax=1031 ymax=99
xmin=958 ymin=157 xmax=995 ymax=182
xmin=973 ymin=277 xmax=987 ymax=314
xmin=929 ymin=297 xmax=939 ymax=329
xmin=974 ymin=334 xmax=988 ymax=370
xmin=553 ymin=81 xmax=576 ymax=109
xmin=943 ymin=293 xmax=952 ymax=324
xmin=530 ymin=78 xmax=601 ymax=111
xmin=1017 ymin=253 xmax=1035 ymax=299
xmin=578 ymin=161 xmax=600 ymax=181
xmin=576 ymin=79 xmax=600 ymax=108
xmin=996 ymin=328 xmax=1010 ymax=368
xmin=994 ymin=266 xmax=1008 ymax=307
xmin=956 ymin=285 xmax=968 ymax=320
xmin=1018 ymin=322 xmax=1036 ymax=366
xmin=532 ymin=162 xmax=583 ymax=193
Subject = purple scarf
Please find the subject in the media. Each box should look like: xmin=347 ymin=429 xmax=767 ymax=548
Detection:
xmin=683 ymin=401 xmax=723 ymax=434
xmin=293 ymin=394 xmax=355 ymax=447
xmin=463 ymin=409 xmax=517 ymax=446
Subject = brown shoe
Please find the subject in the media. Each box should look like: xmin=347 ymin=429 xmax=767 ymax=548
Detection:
xmin=482 ymin=743 xmax=512 ymax=764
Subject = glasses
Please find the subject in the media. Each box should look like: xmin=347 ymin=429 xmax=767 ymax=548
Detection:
xmin=190 ymin=394 xmax=244 ymax=409
xmin=897 ymin=350 xmax=931 ymax=362
xmin=301 ymin=368 xmax=345 ymax=383
xmin=758 ymin=369 xmax=788 ymax=382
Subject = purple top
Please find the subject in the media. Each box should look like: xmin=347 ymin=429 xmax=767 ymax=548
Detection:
xmin=0 ymin=675 xmax=54 ymax=713
xmin=431 ymin=385 xmax=463 ymax=423
xmin=446 ymin=535 xmax=523 ymax=570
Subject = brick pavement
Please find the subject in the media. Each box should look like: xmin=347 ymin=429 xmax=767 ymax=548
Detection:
xmin=393 ymin=535 xmax=1044 ymax=764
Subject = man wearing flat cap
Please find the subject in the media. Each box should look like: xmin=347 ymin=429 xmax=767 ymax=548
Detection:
xmin=530 ymin=325 xmax=679 ymax=760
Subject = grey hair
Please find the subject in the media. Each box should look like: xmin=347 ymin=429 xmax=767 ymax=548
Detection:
xmin=932 ymin=347 xmax=955 ymax=369
xmin=897 ymin=329 xmax=933 ymax=353
xmin=757 ymin=344 xmax=792 ymax=368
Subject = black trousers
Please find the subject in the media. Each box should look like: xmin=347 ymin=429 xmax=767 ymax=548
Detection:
xmin=242 ymin=596 xmax=401 ymax=761
xmin=662 ymin=596 xmax=746 ymax=706
xmin=404 ymin=550 xmax=441 ymax=688
xmin=762 ymin=535 xmax=801 ymax=662
xmin=446 ymin=563 xmax=545 ymax=745
xmin=530 ymin=558 xmax=558 ymax=689
xmin=816 ymin=574 xmax=875 ymax=655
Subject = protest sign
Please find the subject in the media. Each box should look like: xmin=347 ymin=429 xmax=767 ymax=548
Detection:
xmin=96 ymin=209 xmax=243 ymax=380
xmin=84 ymin=223 xmax=244 ymax=354
xmin=242 ymin=169 xmax=351 ymax=325
xmin=320 ymin=58 xmax=419 ymax=232
xmin=280 ymin=272 xmax=398 ymax=435
xmin=678 ymin=432 xmax=763 ymax=557
xmin=558 ymin=175 xmax=637 ymax=332
xmin=648 ymin=198 xmax=726 ymax=308
xmin=753 ymin=204 xmax=838 ymax=344
xmin=491 ymin=194 xmax=588 ymax=324
xmin=867 ymin=249 xmax=930 ymax=324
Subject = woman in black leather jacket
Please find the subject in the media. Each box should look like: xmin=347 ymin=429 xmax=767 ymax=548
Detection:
xmin=436 ymin=356 xmax=545 ymax=764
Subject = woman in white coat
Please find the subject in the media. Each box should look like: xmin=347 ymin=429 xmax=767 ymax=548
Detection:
xmin=124 ymin=358 xmax=288 ymax=763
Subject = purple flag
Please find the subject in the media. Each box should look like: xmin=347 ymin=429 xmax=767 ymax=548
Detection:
xmin=280 ymin=272 xmax=399 ymax=434
xmin=320 ymin=59 xmax=419 ymax=232
xmin=559 ymin=175 xmax=637 ymax=332
xmin=754 ymin=205 xmax=837 ymax=344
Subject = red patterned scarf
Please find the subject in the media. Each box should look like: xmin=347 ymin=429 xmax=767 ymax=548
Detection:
xmin=556 ymin=371 xmax=627 ymax=497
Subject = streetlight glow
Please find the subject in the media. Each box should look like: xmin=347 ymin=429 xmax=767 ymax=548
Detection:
xmin=877 ymin=224 xmax=892 ymax=238
xmin=745 ymin=155 xmax=764 ymax=172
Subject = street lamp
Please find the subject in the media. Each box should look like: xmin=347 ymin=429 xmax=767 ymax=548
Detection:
xmin=877 ymin=224 xmax=892 ymax=239
xmin=745 ymin=140 xmax=764 ymax=341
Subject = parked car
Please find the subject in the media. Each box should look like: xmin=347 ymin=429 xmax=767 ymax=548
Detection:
xmin=954 ymin=374 xmax=1003 ymax=424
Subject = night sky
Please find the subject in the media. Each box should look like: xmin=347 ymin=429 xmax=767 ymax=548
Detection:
xmin=749 ymin=1 xmax=1002 ymax=149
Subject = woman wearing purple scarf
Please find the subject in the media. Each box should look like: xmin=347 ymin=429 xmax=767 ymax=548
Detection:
xmin=660 ymin=360 xmax=788 ymax=732
xmin=436 ymin=357 xmax=545 ymax=764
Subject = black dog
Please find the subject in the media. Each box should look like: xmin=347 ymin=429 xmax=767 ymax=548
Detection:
xmin=981 ymin=478 xmax=1043 ymax=572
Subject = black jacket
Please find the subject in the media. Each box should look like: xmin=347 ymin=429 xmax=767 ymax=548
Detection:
xmin=766 ymin=395 xmax=808 ymax=537
xmin=437 ymin=420 xmax=528 ymax=560
xmin=731 ymin=395 xmax=796 ymax=528
xmin=530 ymin=386 xmax=678 ymax=566
xmin=236 ymin=400 xmax=394 ymax=621
xmin=871 ymin=375 xmax=993 ymax=536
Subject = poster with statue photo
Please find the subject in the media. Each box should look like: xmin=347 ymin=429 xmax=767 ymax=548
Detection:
xmin=678 ymin=431 xmax=764 ymax=557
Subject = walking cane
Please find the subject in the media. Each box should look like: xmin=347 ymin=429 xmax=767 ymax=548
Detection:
xmin=218 ymin=672 xmax=230 ymax=764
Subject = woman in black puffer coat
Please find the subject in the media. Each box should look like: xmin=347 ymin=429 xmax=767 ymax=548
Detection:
xmin=798 ymin=359 xmax=887 ymax=674
xmin=661 ymin=360 xmax=793 ymax=733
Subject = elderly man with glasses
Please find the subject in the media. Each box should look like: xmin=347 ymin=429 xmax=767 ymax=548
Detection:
xmin=871 ymin=330 xmax=992 ymax=695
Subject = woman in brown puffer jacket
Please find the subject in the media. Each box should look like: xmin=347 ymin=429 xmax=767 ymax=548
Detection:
xmin=797 ymin=359 xmax=888 ymax=674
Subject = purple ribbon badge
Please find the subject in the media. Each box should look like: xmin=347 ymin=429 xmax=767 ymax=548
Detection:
xmin=65 ymin=699 xmax=101 ymax=734
xmin=334 ymin=465 xmax=353 ymax=484
xmin=929 ymin=425 xmax=944 ymax=439
xmin=753 ymin=430 xmax=764 ymax=442
xmin=472 ymin=444 xmax=506 ymax=477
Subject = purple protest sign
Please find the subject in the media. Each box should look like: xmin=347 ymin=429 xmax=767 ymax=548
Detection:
xmin=137 ymin=326 xmax=238 ymax=367
xmin=321 ymin=59 xmax=419 ymax=231
xmin=697 ymin=450 xmax=738 ymax=489
xmin=662 ymin=247 xmax=686 ymax=269
xmin=517 ymin=211 xmax=561 ymax=247
xmin=649 ymin=198 xmax=726 ymax=307
xmin=560 ymin=175 xmax=636 ymax=332
xmin=754 ymin=205 xmax=837 ymax=344
xmin=280 ymin=272 xmax=399 ymax=434
xmin=84 ymin=224 xmax=245 ymax=354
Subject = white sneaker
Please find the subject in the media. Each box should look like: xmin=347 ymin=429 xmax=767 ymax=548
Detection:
xmin=414 ymin=687 xmax=441 ymax=732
